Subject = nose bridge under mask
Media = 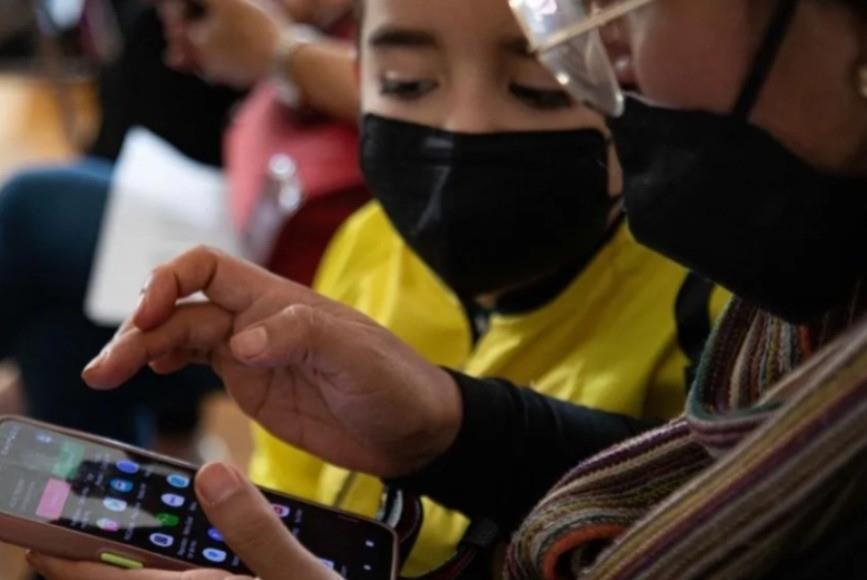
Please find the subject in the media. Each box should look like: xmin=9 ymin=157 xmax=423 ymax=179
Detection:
xmin=359 ymin=114 xmax=613 ymax=299
xmin=441 ymin=70 xmax=506 ymax=135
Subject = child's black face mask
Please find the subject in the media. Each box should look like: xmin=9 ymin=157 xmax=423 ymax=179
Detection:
xmin=360 ymin=114 xmax=612 ymax=299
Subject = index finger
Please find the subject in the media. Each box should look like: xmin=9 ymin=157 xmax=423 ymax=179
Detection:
xmin=135 ymin=246 xmax=282 ymax=331
xmin=84 ymin=302 xmax=234 ymax=389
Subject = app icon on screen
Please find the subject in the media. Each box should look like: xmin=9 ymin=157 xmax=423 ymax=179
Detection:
xmin=202 ymin=548 xmax=227 ymax=563
xmin=149 ymin=533 xmax=175 ymax=548
xmin=97 ymin=518 xmax=119 ymax=532
xmin=103 ymin=498 xmax=127 ymax=512
xmin=167 ymin=473 xmax=191 ymax=489
xmin=272 ymin=504 xmax=290 ymax=518
xmin=116 ymin=459 xmax=140 ymax=475
xmin=161 ymin=493 xmax=185 ymax=508
xmin=110 ymin=478 xmax=134 ymax=493
xmin=207 ymin=527 xmax=224 ymax=542
xmin=36 ymin=479 xmax=71 ymax=520
xmin=36 ymin=433 xmax=52 ymax=444
xmin=156 ymin=512 xmax=180 ymax=527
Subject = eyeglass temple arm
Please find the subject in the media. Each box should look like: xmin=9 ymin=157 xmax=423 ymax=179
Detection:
xmin=530 ymin=0 xmax=656 ymax=54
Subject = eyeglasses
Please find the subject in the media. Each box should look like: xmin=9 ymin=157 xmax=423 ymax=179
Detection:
xmin=509 ymin=0 xmax=657 ymax=116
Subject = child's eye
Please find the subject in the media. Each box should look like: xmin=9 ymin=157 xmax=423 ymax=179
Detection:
xmin=509 ymin=83 xmax=574 ymax=110
xmin=379 ymin=76 xmax=439 ymax=100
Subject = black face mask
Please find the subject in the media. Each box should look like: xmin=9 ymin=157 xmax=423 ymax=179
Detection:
xmin=360 ymin=114 xmax=612 ymax=299
xmin=609 ymin=0 xmax=867 ymax=323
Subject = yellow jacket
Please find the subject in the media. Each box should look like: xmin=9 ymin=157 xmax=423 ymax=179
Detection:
xmin=249 ymin=202 xmax=729 ymax=575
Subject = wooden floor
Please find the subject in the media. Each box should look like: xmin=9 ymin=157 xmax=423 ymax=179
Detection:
xmin=0 ymin=74 xmax=252 ymax=579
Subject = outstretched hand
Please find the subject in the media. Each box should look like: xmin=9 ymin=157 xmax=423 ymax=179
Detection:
xmin=83 ymin=247 xmax=462 ymax=479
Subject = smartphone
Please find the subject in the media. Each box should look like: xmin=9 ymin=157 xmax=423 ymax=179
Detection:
xmin=0 ymin=416 xmax=397 ymax=578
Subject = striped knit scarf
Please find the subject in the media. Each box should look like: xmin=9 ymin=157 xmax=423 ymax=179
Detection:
xmin=507 ymin=283 xmax=867 ymax=579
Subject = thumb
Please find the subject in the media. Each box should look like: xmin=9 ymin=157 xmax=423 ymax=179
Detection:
xmin=195 ymin=462 xmax=339 ymax=579
xmin=186 ymin=16 xmax=212 ymax=50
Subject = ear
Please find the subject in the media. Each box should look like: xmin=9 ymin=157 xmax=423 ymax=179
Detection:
xmin=352 ymin=21 xmax=362 ymax=86
xmin=353 ymin=53 xmax=361 ymax=86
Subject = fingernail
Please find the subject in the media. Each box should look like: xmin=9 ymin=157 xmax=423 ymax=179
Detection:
xmin=197 ymin=463 xmax=241 ymax=505
xmin=83 ymin=348 xmax=109 ymax=374
xmin=133 ymin=293 xmax=148 ymax=320
xmin=233 ymin=327 xmax=268 ymax=359
xmin=25 ymin=551 xmax=42 ymax=570
xmin=140 ymin=273 xmax=153 ymax=294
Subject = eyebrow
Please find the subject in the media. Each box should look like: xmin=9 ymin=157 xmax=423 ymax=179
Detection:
xmin=368 ymin=26 xmax=438 ymax=49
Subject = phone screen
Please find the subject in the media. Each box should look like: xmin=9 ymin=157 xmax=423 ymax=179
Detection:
xmin=0 ymin=419 xmax=394 ymax=578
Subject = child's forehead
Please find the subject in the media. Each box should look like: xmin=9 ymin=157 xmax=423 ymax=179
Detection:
xmin=360 ymin=0 xmax=528 ymax=43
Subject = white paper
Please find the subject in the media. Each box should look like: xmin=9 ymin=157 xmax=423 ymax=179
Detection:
xmin=86 ymin=128 xmax=241 ymax=325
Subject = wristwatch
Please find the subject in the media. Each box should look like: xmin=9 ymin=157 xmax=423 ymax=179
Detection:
xmin=271 ymin=24 xmax=323 ymax=108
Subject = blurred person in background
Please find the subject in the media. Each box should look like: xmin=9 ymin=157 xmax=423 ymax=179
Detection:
xmin=0 ymin=0 xmax=360 ymax=456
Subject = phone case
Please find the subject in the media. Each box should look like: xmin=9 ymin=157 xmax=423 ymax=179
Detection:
xmin=0 ymin=416 xmax=399 ymax=577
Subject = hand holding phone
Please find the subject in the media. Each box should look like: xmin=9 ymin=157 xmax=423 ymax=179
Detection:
xmin=28 ymin=462 xmax=341 ymax=580
xmin=0 ymin=418 xmax=396 ymax=578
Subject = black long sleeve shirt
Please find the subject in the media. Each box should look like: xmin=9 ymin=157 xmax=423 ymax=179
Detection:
xmin=391 ymin=371 xmax=659 ymax=534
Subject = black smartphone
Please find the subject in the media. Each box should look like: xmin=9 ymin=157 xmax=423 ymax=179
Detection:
xmin=0 ymin=417 xmax=397 ymax=578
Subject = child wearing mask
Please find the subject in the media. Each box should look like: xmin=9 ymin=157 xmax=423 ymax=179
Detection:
xmin=249 ymin=0 xmax=728 ymax=573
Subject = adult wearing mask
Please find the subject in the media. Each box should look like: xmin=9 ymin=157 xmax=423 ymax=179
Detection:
xmin=33 ymin=0 xmax=867 ymax=578
xmin=252 ymin=0 xmax=726 ymax=573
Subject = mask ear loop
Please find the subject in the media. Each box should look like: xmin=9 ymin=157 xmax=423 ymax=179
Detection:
xmin=732 ymin=0 xmax=800 ymax=120
xmin=858 ymin=65 xmax=867 ymax=100
xmin=857 ymin=17 xmax=867 ymax=100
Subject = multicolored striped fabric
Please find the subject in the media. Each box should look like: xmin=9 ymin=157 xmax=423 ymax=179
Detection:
xmin=507 ymin=285 xmax=867 ymax=579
